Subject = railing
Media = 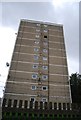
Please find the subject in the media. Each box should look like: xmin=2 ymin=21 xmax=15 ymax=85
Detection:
xmin=2 ymin=98 xmax=81 ymax=111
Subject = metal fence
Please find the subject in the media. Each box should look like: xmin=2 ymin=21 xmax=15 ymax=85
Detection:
xmin=2 ymin=98 xmax=81 ymax=120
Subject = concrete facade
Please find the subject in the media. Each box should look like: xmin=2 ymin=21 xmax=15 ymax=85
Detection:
xmin=3 ymin=20 xmax=71 ymax=106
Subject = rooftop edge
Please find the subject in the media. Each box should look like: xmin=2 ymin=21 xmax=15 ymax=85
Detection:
xmin=20 ymin=19 xmax=63 ymax=27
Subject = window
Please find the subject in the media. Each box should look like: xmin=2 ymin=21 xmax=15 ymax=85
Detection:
xmin=13 ymin=100 xmax=17 ymax=108
xmin=42 ymin=86 xmax=48 ymax=90
xmin=44 ymin=24 xmax=47 ymax=27
xmin=44 ymin=35 xmax=47 ymax=38
xmin=24 ymin=100 xmax=28 ymax=108
xmin=36 ymin=29 xmax=40 ymax=32
xmin=3 ymin=98 xmax=7 ymax=107
xmin=30 ymin=98 xmax=35 ymax=102
xmin=33 ymin=64 xmax=38 ymax=69
xmin=32 ymin=74 xmax=38 ymax=79
xmin=42 ymin=75 xmax=48 ymax=80
xmin=43 ymin=49 xmax=48 ymax=53
xmin=34 ymin=55 xmax=39 ymax=60
xmin=44 ymin=39 xmax=48 ymax=42
xmin=8 ymin=99 xmax=12 ymax=107
xmin=42 ymin=66 xmax=48 ymax=70
xmin=43 ymin=42 xmax=48 ymax=46
xmin=44 ymin=30 xmax=48 ymax=33
xmin=34 ymin=48 xmax=39 ymax=52
xmin=43 ymin=56 xmax=47 ymax=61
xmin=42 ymin=98 xmax=47 ymax=102
xmin=37 ymin=24 xmax=40 ymax=26
xmin=31 ymin=86 xmax=36 ymax=90
xmin=19 ymin=100 xmax=22 ymax=108
xmin=36 ymin=35 xmax=40 ymax=38
xmin=34 ymin=41 xmax=39 ymax=44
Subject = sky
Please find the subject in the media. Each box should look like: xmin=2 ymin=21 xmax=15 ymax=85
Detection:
xmin=0 ymin=0 xmax=80 ymax=97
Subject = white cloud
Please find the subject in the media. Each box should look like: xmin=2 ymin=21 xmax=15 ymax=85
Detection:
xmin=67 ymin=57 xmax=79 ymax=75
xmin=0 ymin=26 xmax=16 ymax=64
xmin=0 ymin=26 xmax=16 ymax=97
xmin=0 ymin=3 xmax=2 ymax=26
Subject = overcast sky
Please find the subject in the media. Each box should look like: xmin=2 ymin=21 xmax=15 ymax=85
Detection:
xmin=0 ymin=0 xmax=80 ymax=97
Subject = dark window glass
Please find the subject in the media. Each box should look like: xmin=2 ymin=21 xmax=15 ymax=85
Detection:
xmin=42 ymin=86 xmax=48 ymax=90
xmin=19 ymin=100 xmax=22 ymax=108
xmin=24 ymin=100 xmax=28 ymax=108
xmin=2 ymin=98 xmax=7 ymax=107
xmin=13 ymin=99 xmax=17 ymax=108
xmin=32 ymin=86 xmax=36 ymax=90
xmin=31 ymin=98 xmax=35 ymax=102
xmin=44 ymin=35 xmax=47 ymax=38
xmin=8 ymin=99 xmax=12 ymax=107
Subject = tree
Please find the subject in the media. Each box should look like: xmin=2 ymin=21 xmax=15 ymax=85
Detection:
xmin=70 ymin=73 xmax=81 ymax=103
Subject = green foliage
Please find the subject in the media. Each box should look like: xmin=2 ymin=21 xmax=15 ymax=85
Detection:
xmin=70 ymin=73 xmax=81 ymax=103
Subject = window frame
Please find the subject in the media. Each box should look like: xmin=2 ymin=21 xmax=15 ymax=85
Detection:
xmin=34 ymin=55 xmax=39 ymax=60
xmin=32 ymin=74 xmax=38 ymax=79
xmin=44 ymin=24 xmax=47 ymax=27
xmin=31 ymin=85 xmax=36 ymax=90
xmin=42 ymin=98 xmax=47 ymax=102
xmin=36 ymin=29 xmax=40 ymax=32
xmin=34 ymin=48 xmax=39 ymax=52
xmin=37 ymin=24 xmax=40 ymax=26
xmin=42 ymin=66 xmax=48 ymax=70
xmin=35 ymin=35 xmax=40 ymax=38
xmin=43 ymin=49 xmax=48 ymax=53
xmin=30 ymin=97 xmax=35 ymax=102
xmin=43 ymin=56 xmax=47 ymax=61
xmin=33 ymin=64 xmax=38 ymax=69
xmin=43 ymin=30 xmax=48 ymax=33
xmin=42 ymin=86 xmax=48 ymax=91
xmin=44 ymin=35 xmax=47 ymax=38
xmin=43 ymin=42 xmax=48 ymax=46
xmin=42 ymin=75 xmax=48 ymax=80
xmin=34 ymin=41 xmax=39 ymax=44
